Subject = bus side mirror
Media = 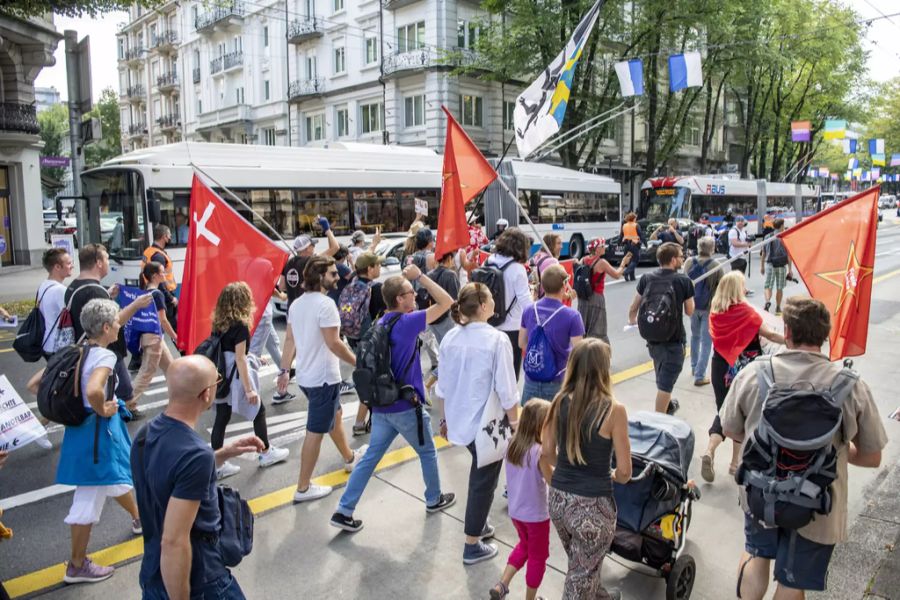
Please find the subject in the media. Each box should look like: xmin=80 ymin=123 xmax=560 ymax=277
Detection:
xmin=147 ymin=191 xmax=161 ymax=224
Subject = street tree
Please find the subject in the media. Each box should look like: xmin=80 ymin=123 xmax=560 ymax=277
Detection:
xmin=0 ymin=0 xmax=161 ymax=18
xmin=37 ymin=103 xmax=68 ymax=194
xmin=84 ymin=87 xmax=122 ymax=169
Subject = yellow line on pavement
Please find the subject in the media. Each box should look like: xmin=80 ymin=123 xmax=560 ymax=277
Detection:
xmin=5 ymin=438 xmax=450 ymax=598
xmin=873 ymin=268 xmax=900 ymax=284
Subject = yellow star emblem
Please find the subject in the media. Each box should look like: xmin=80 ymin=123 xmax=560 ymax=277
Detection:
xmin=814 ymin=240 xmax=874 ymax=315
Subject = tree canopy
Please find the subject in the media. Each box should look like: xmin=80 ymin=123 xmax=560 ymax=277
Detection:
xmin=0 ymin=0 xmax=160 ymax=19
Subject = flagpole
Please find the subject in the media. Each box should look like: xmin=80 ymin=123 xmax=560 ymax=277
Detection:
xmin=466 ymin=133 xmax=517 ymax=227
xmin=189 ymin=162 xmax=296 ymax=256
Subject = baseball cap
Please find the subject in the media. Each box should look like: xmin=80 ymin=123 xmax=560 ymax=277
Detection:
xmin=355 ymin=251 xmax=384 ymax=271
xmin=735 ymin=215 xmax=746 ymax=223
xmin=292 ymin=234 xmax=313 ymax=251
xmin=351 ymin=230 xmax=367 ymax=244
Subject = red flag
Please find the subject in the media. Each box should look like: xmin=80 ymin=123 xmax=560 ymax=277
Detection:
xmin=435 ymin=106 xmax=497 ymax=258
xmin=178 ymin=175 xmax=289 ymax=353
xmin=779 ymin=186 xmax=878 ymax=360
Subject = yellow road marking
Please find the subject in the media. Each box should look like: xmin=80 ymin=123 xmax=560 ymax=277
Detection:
xmin=873 ymin=268 xmax=900 ymax=284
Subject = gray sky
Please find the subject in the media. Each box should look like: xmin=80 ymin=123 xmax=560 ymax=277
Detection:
xmin=33 ymin=0 xmax=900 ymax=103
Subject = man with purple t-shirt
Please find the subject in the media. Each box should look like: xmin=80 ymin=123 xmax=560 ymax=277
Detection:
xmin=519 ymin=264 xmax=585 ymax=404
xmin=330 ymin=264 xmax=457 ymax=532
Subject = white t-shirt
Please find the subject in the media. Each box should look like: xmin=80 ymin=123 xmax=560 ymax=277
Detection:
xmin=80 ymin=346 xmax=117 ymax=408
xmin=728 ymin=226 xmax=749 ymax=257
xmin=289 ymin=291 xmax=342 ymax=387
xmin=37 ymin=280 xmax=66 ymax=354
xmin=488 ymin=254 xmax=533 ymax=332
xmin=349 ymin=246 xmax=364 ymax=265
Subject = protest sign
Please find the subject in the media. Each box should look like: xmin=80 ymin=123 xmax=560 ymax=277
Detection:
xmin=0 ymin=375 xmax=47 ymax=452
xmin=116 ymin=285 xmax=160 ymax=354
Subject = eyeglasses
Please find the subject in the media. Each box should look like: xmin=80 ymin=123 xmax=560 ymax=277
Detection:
xmin=326 ymin=270 xmax=339 ymax=276
xmin=204 ymin=374 xmax=223 ymax=393
xmin=399 ymin=290 xmax=416 ymax=298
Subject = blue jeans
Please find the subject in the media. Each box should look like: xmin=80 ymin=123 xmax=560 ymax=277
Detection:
xmin=248 ymin=306 xmax=281 ymax=366
xmin=689 ymin=310 xmax=712 ymax=380
xmin=337 ymin=408 xmax=442 ymax=515
xmin=142 ymin=573 xmax=245 ymax=599
xmin=521 ymin=378 xmax=562 ymax=406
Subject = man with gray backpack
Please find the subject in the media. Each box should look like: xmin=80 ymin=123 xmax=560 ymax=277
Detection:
xmin=760 ymin=218 xmax=793 ymax=315
xmin=721 ymin=296 xmax=887 ymax=599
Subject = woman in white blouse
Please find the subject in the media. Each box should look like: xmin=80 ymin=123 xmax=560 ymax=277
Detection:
xmin=436 ymin=282 xmax=520 ymax=567
xmin=483 ymin=228 xmax=533 ymax=377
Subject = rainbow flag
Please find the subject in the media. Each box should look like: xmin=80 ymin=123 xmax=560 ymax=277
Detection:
xmin=872 ymin=153 xmax=886 ymax=167
xmin=891 ymin=154 xmax=900 ymax=167
xmin=791 ymin=121 xmax=811 ymax=142
xmin=823 ymin=119 xmax=847 ymax=141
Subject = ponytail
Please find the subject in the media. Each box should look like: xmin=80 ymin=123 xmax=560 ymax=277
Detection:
xmin=140 ymin=262 xmax=162 ymax=290
xmin=453 ymin=282 xmax=491 ymax=325
xmin=450 ymin=301 xmax=466 ymax=325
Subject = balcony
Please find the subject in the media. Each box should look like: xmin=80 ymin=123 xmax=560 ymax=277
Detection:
xmin=152 ymin=30 xmax=178 ymax=53
xmin=0 ymin=103 xmax=39 ymax=135
xmin=210 ymin=51 xmax=243 ymax=75
xmin=195 ymin=2 xmax=244 ymax=34
xmin=288 ymin=78 xmax=326 ymax=102
xmin=382 ymin=47 xmax=481 ymax=77
xmin=287 ymin=17 xmax=323 ymax=44
xmin=125 ymin=84 xmax=146 ymax=103
xmin=381 ymin=0 xmax=422 ymax=9
xmin=124 ymin=46 xmax=145 ymax=65
xmin=196 ymin=103 xmax=251 ymax=134
xmin=192 ymin=67 xmax=201 ymax=83
xmin=126 ymin=122 xmax=147 ymax=137
xmin=157 ymin=113 xmax=181 ymax=131
xmin=157 ymin=72 xmax=180 ymax=93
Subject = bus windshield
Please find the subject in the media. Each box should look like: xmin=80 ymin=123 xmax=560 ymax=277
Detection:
xmin=641 ymin=187 xmax=690 ymax=222
xmin=82 ymin=169 xmax=147 ymax=260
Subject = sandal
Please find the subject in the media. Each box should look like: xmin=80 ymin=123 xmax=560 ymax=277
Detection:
xmin=489 ymin=582 xmax=509 ymax=600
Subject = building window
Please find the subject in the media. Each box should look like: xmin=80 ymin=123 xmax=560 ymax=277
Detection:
xmin=360 ymin=101 xmax=383 ymax=134
xmin=503 ymin=100 xmax=515 ymax=131
xmin=117 ymin=38 xmax=125 ymax=60
xmin=306 ymin=113 xmax=325 ymax=142
xmin=332 ymin=0 xmax=344 ymax=13
xmin=197 ymin=98 xmax=202 ymax=114
xmin=404 ymin=95 xmax=425 ymax=128
xmin=306 ymin=55 xmax=317 ymax=79
xmin=333 ymin=45 xmax=345 ymax=74
xmin=236 ymin=87 xmax=245 ymax=104
xmin=263 ymin=26 xmax=269 ymax=47
xmin=336 ymin=107 xmax=349 ymax=137
xmin=397 ymin=22 xmax=425 ymax=53
xmin=457 ymin=20 xmax=479 ymax=48
xmin=459 ymin=94 xmax=483 ymax=127
xmin=262 ymin=127 xmax=276 ymax=146
xmin=264 ymin=80 xmax=270 ymax=101
xmin=365 ymin=36 xmax=378 ymax=65
xmin=681 ymin=120 xmax=700 ymax=146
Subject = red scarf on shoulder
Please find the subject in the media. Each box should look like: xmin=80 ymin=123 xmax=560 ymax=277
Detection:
xmin=709 ymin=302 xmax=762 ymax=365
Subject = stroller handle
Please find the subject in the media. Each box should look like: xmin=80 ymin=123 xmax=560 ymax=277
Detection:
xmin=629 ymin=461 xmax=656 ymax=482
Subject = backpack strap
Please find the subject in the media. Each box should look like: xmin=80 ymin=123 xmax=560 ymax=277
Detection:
xmin=828 ymin=367 xmax=859 ymax=408
xmin=535 ymin=303 xmax=566 ymax=328
xmin=755 ymin=355 xmax=776 ymax=406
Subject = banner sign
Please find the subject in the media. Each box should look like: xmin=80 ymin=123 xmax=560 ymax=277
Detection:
xmin=414 ymin=198 xmax=428 ymax=216
xmin=40 ymin=156 xmax=70 ymax=168
xmin=0 ymin=375 xmax=48 ymax=452
xmin=50 ymin=234 xmax=75 ymax=256
xmin=116 ymin=285 xmax=160 ymax=354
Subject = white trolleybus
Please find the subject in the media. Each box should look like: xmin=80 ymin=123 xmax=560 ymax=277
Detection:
xmin=79 ymin=142 xmax=622 ymax=290
xmin=639 ymin=175 xmax=820 ymax=234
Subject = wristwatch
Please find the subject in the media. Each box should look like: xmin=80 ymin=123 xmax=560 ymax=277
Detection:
xmin=278 ymin=368 xmax=289 ymax=376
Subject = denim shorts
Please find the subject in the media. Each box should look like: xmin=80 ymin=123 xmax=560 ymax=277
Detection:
xmin=521 ymin=378 xmax=562 ymax=405
xmin=301 ymin=382 xmax=342 ymax=434
xmin=647 ymin=342 xmax=685 ymax=393
xmin=743 ymin=514 xmax=834 ymax=591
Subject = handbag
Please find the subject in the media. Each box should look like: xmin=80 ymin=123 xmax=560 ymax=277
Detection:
xmin=473 ymin=334 xmax=514 ymax=468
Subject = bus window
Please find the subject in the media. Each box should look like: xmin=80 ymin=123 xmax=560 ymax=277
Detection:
xmin=353 ymin=190 xmax=400 ymax=232
xmin=640 ymin=187 xmax=690 ymax=221
xmin=82 ymin=169 xmax=146 ymax=259
xmin=151 ymin=189 xmax=191 ymax=246
xmin=296 ymin=190 xmax=351 ymax=235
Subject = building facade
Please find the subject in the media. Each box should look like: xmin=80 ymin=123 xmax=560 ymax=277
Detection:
xmin=34 ymin=85 xmax=61 ymax=112
xmin=0 ymin=13 xmax=61 ymax=266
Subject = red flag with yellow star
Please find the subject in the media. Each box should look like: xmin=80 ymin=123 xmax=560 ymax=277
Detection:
xmin=435 ymin=106 xmax=497 ymax=259
xmin=779 ymin=186 xmax=879 ymax=360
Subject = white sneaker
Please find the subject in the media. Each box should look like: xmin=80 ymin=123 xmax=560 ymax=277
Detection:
xmin=344 ymin=445 xmax=368 ymax=473
xmin=216 ymin=461 xmax=241 ymax=480
xmin=35 ymin=436 xmax=52 ymax=450
xmin=293 ymin=484 xmax=333 ymax=503
xmin=258 ymin=446 xmax=289 ymax=468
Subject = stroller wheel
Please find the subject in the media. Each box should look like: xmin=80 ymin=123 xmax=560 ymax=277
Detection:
xmin=665 ymin=555 xmax=696 ymax=600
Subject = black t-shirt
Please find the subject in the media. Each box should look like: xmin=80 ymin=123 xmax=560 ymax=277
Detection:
xmin=148 ymin=288 xmax=166 ymax=312
xmin=358 ymin=277 xmax=386 ymax=321
xmin=426 ymin=266 xmax=460 ymax=323
xmin=327 ymin=262 xmax=353 ymax=305
xmin=219 ymin=323 xmax=250 ymax=352
xmin=132 ymin=414 xmax=226 ymax=590
xmin=282 ymin=255 xmax=309 ymax=307
xmin=658 ymin=230 xmax=680 ymax=244
xmin=65 ymin=278 xmax=127 ymax=358
xmin=636 ymin=268 xmax=695 ymax=343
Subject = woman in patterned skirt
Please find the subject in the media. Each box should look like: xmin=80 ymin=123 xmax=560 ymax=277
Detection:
xmin=541 ymin=339 xmax=632 ymax=599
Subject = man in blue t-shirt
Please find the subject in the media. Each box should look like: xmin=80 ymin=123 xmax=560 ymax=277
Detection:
xmin=131 ymin=356 xmax=265 ymax=599
xmin=330 ymin=264 xmax=456 ymax=533
xmin=519 ymin=264 xmax=585 ymax=404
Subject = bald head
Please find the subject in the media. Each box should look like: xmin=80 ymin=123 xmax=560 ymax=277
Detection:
xmin=167 ymin=355 xmax=219 ymax=406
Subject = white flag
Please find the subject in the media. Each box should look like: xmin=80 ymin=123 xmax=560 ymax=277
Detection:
xmin=513 ymin=0 xmax=604 ymax=158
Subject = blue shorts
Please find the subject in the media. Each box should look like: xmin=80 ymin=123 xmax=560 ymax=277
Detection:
xmin=647 ymin=342 xmax=685 ymax=393
xmin=301 ymin=383 xmax=342 ymax=434
xmin=743 ymin=514 xmax=834 ymax=591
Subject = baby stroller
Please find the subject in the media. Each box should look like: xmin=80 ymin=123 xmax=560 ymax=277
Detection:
xmin=611 ymin=411 xmax=701 ymax=600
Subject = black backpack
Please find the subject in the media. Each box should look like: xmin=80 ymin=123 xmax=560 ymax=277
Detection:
xmin=352 ymin=313 xmax=418 ymax=409
xmin=194 ymin=332 xmax=236 ymax=399
xmin=736 ymin=356 xmax=857 ymax=583
xmin=37 ymin=343 xmax=95 ymax=426
xmin=470 ymin=259 xmax=516 ymax=326
xmin=766 ymin=237 xmax=789 ymax=268
xmin=13 ymin=287 xmax=59 ymax=362
xmin=572 ymin=262 xmax=595 ymax=301
xmin=637 ymin=274 xmax=680 ymax=343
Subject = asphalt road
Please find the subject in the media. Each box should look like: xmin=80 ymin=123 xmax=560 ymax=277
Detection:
xmin=2 ymin=219 xmax=900 ymax=586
